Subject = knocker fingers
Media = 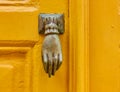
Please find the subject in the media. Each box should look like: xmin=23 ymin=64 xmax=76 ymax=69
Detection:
xmin=57 ymin=53 xmax=62 ymax=70
xmin=42 ymin=52 xmax=62 ymax=77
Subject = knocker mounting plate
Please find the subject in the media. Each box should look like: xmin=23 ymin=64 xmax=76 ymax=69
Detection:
xmin=39 ymin=14 xmax=64 ymax=34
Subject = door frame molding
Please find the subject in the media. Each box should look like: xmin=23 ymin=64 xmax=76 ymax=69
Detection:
xmin=69 ymin=0 xmax=89 ymax=92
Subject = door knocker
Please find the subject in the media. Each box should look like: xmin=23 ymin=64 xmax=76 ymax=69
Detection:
xmin=39 ymin=14 xmax=64 ymax=77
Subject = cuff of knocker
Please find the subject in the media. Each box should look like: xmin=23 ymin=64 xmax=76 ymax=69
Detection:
xmin=44 ymin=29 xmax=59 ymax=35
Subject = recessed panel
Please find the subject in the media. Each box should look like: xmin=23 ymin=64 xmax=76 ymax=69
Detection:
xmin=0 ymin=47 xmax=31 ymax=92
xmin=0 ymin=64 xmax=13 ymax=92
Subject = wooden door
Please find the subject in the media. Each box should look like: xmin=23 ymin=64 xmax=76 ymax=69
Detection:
xmin=1 ymin=0 xmax=119 ymax=92
xmin=69 ymin=0 xmax=120 ymax=92
xmin=0 ymin=0 xmax=69 ymax=92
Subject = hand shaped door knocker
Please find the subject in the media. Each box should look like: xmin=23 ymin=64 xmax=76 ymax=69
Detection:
xmin=39 ymin=14 xmax=64 ymax=77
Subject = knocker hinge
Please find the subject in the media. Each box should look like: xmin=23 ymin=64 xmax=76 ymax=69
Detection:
xmin=39 ymin=14 xmax=64 ymax=35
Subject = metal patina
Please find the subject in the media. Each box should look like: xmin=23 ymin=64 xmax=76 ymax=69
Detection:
xmin=39 ymin=14 xmax=64 ymax=77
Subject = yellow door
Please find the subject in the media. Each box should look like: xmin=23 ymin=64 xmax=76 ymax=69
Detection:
xmin=0 ymin=0 xmax=69 ymax=92
xmin=89 ymin=0 xmax=120 ymax=92
xmin=0 ymin=0 xmax=120 ymax=92
xmin=70 ymin=0 xmax=120 ymax=92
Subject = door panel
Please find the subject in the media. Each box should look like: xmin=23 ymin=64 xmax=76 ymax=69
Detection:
xmin=0 ymin=47 xmax=32 ymax=92
xmin=0 ymin=0 xmax=69 ymax=92
xmin=90 ymin=0 xmax=120 ymax=92
xmin=69 ymin=0 xmax=120 ymax=92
